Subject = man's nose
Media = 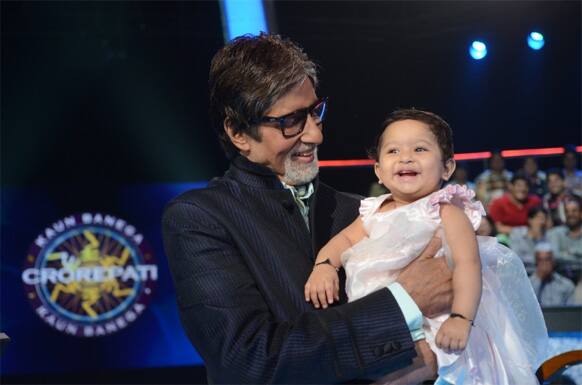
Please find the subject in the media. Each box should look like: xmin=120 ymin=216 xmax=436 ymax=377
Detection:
xmin=300 ymin=115 xmax=323 ymax=144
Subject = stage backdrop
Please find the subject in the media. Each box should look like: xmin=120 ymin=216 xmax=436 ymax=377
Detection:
xmin=0 ymin=182 xmax=207 ymax=375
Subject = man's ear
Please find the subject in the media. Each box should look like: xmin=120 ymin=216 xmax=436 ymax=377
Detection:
xmin=224 ymin=119 xmax=251 ymax=154
xmin=442 ymin=158 xmax=456 ymax=181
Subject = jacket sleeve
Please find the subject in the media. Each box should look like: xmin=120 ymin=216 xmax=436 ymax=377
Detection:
xmin=162 ymin=200 xmax=416 ymax=384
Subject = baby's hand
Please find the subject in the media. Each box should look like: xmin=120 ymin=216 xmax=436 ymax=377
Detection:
xmin=435 ymin=315 xmax=472 ymax=353
xmin=304 ymin=264 xmax=339 ymax=309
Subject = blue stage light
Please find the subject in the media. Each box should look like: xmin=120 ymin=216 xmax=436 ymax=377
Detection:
xmin=527 ymin=32 xmax=545 ymax=50
xmin=469 ymin=41 xmax=487 ymax=60
xmin=222 ymin=0 xmax=268 ymax=42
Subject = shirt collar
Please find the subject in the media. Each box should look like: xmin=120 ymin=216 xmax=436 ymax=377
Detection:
xmin=281 ymin=181 xmax=315 ymax=201
xmin=281 ymin=181 xmax=315 ymax=230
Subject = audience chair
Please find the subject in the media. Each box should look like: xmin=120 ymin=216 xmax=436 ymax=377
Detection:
xmin=536 ymin=350 xmax=582 ymax=384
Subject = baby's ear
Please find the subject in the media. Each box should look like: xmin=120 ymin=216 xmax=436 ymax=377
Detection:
xmin=442 ymin=158 xmax=456 ymax=181
xmin=374 ymin=162 xmax=382 ymax=184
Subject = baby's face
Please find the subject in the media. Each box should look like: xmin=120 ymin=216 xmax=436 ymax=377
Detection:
xmin=374 ymin=119 xmax=454 ymax=204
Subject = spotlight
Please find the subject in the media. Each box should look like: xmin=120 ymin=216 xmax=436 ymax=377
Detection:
xmin=527 ymin=32 xmax=545 ymax=50
xmin=469 ymin=41 xmax=487 ymax=60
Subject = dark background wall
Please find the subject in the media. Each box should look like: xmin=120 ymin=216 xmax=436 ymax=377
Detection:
xmin=2 ymin=1 xmax=580 ymax=190
xmin=276 ymin=1 xmax=580 ymax=159
xmin=2 ymin=1 xmax=226 ymax=186
xmin=273 ymin=1 xmax=581 ymax=194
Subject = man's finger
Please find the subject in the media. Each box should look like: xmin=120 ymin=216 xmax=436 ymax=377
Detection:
xmin=418 ymin=235 xmax=442 ymax=260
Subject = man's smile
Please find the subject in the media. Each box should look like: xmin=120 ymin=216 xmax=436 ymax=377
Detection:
xmin=291 ymin=147 xmax=317 ymax=163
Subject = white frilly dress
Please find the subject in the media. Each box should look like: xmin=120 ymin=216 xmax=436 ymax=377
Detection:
xmin=341 ymin=184 xmax=549 ymax=385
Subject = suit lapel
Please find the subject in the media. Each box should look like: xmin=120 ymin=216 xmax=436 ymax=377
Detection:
xmin=311 ymin=181 xmax=336 ymax=256
xmin=227 ymin=155 xmax=314 ymax=259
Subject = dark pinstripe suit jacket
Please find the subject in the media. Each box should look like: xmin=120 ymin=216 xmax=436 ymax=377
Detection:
xmin=162 ymin=156 xmax=416 ymax=384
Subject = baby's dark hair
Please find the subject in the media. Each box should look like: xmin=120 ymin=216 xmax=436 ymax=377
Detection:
xmin=368 ymin=108 xmax=454 ymax=163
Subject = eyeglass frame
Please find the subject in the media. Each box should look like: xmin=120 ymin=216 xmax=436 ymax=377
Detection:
xmin=253 ymin=97 xmax=328 ymax=138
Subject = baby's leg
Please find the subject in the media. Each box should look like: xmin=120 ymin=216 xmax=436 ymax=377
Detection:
xmin=373 ymin=340 xmax=437 ymax=385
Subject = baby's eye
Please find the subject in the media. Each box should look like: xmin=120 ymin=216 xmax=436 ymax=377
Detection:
xmin=387 ymin=148 xmax=399 ymax=154
xmin=415 ymin=147 xmax=428 ymax=152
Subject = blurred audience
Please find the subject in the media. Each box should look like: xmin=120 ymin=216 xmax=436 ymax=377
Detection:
xmin=510 ymin=207 xmax=549 ymax=272
xmin=475 ymin=151 xmax=513 ymax=208
xmin=439 ymin=149 xmax=582 ymax=295
xmin=477 ymin=214 xmax=511 ymax=247
xmin=547 ymin=196 xmax=582 ymax=265
xmin=488 ymin=175 xmax=541 ymax=235
xmin=519 ymin=156 xmax=547 ymax=197
xmin=448 ymin=163 xmax=475 ymax=190
xmin=575 ymin=276 xmax=582 ymax=305
xmin=529 ymin=242 xmax=575 ymax=306
xmin=368 ymin=181 xmax=388 ymax=197
xmin=562 ymin=147 xmax=582 ymax=196
xmin=543 ymin=169 xmax=578 ymax=226
xmin=477 ymin=215 xmax=496 ymax=237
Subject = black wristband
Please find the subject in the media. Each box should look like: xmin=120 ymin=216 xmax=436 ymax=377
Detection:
xmin=314 ymin=258 xmax=340 ymax=272
xmin=450 ymin=312 xmax=474 ymax=326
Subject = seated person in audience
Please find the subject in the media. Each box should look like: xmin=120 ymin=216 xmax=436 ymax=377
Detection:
xmin=475 ymin=151 xmax=513 ymax=208
xmin=510 ymin=207 xmax=549 ymax=272
xmin=543 ymin=168 xmax=579 ymax=227
xmin=477 ymin=215 xmax=496 ymax=237
xmin=574 ymin=275 xmax=582 ymax=305
xmin=447 ymin=162 xmax=475 ymax=190
xmin=547 ymin=196 xmax=582 ymax=266
xmin=519 ymin=156 xmax=546 ymax=197
xmin=529 ymin=242 xmax=575 ymax=306
xmin=476 ymin=214 xmax=513 ymax=247
xmin=489 ymin=174 xmax=541 ymax=235
xmin=562 ymin=147 xmax=582 ymax=196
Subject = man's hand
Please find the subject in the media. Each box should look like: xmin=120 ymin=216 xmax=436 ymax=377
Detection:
xmin=373 ymin=340 xmax=437 ymax=385
xmin=396 ymin=236 xmax=453 ymax=317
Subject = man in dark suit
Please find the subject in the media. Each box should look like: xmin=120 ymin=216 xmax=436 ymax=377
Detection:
xmin=162 ymin=33 xmax=452 ymax=384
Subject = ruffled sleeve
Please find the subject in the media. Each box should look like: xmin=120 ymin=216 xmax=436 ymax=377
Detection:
xmin=359 ymin=194 xmax=389 ymax=218
xmin=427 ymin=184 xmax=486 ymax=230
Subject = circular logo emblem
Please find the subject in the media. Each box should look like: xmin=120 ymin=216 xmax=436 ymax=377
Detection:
xmin=22 ymin=213 xmax=157 ymax=337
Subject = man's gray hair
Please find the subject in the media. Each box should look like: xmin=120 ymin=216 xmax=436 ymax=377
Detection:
xmin=209 ymin=33 xmax=318 ymax=159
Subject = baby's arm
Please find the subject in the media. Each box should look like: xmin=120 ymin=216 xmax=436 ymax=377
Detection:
xmin=436 ymin=203 xmax=482 ymax=352
xmin=304 ymin=216 xmax=367 ymax=309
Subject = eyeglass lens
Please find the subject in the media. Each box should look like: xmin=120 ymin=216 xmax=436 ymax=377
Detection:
xmin=282 ymin=99 xmax=326 ymax=137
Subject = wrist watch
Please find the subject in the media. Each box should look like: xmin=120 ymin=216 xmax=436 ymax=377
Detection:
xmin=314 ymin=258 xmax=340 ymax=271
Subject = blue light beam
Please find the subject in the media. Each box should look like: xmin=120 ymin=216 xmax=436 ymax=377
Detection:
xmin=222 ymin=0 xmax=268 ymax=42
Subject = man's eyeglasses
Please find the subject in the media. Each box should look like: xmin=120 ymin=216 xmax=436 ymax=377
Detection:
xmin=256 ymin=97 xmax=327 ymax=138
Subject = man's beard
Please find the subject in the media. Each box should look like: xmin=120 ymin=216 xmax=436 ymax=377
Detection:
xmin=282 ymin=145 xmax=319 ymax=186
